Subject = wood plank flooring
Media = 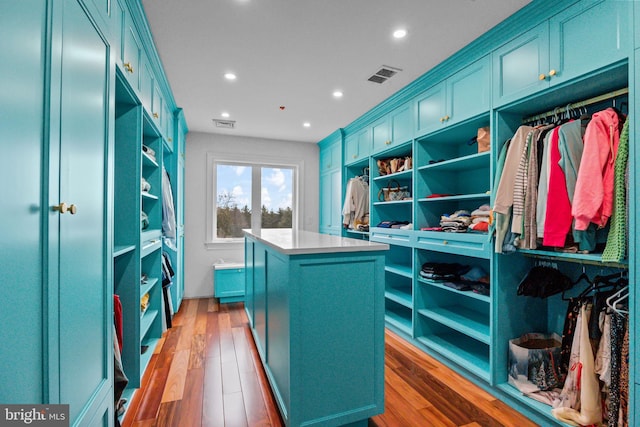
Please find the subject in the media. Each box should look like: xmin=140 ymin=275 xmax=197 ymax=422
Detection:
xmin=121 ymin=298 xmax=539 ymax=427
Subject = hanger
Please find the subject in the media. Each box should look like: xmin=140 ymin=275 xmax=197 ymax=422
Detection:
xmin=562 ymin=265 xmax=591 ymax=301
xmin=605 ymin=285 xmax=629 ymax=316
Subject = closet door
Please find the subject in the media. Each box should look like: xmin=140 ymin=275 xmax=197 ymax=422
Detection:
xmin=0 ymin=0 xmax=47 ymax=404
xmin=52 ymin=0 xmax=112 ymax=423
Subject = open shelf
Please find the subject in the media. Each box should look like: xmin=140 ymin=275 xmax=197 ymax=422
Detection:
xmin=418 ymin=193 xmax=490 ymax=203
xmin=385 ymin=262 xmax=412 ymax=277
xmin=385 ymin=287 xmax=412 ymax=308
xmin=114 ymin=245 xmax=136 ymax=258
xmin=142 ymin=150 xmax=158 ymax=168
xmin=373 ymin=168 xmax=412 ymax=182
xmin=417 ymin=277 xmax=490 ymax=303
xmin=417 ymin=307 xmax=490 ymax=344
xmin=140 ymin=309 xmax=159 ymax=340
xmin=417 ymin=151 xmax=490 ymax=173
xmin=416 ymin=334 xmax=490 ymax=382
xmin=385 ymin=307 xmax=412 ymax=335
xmin=140 ymin=277 xmax=159 ymax=297
xmin=518 ymin=249 xmax=628 ymax=268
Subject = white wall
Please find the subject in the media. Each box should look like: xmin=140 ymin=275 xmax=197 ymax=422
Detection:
xmin=184 ymin=131 xmax=319 ymax=298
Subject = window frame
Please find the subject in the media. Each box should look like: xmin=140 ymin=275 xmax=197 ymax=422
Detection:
xmin=205 ymin=151 xmax=301 ymax=247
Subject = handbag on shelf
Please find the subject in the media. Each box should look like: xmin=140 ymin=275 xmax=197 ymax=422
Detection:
xmin=378 ymin=179 xmax=410 ymax=202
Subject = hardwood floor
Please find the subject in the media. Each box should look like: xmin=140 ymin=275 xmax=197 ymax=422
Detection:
xmin=122 ymin=298 xmax=539 ymax=427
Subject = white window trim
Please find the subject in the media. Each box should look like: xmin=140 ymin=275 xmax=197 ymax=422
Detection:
xmin=205 ymin=151 xmax=303 ymax=248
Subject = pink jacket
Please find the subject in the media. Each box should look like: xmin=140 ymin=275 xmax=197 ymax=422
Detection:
xmin=572 ymin=109 xmax=620 ymax=230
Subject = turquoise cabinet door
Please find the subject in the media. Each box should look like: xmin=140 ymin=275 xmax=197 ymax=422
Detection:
xmin=254 ymin=246 xmax=267 ymax=361
xmin=330 ymin=169 xmax=342 ymax=233
xmin=122 ymin=6 xmax=142 ymax=90
xmin=371 ymin=116 xmax=391 ymax=153
xmin=55 ymin=0 xmax=112 ymax=423
xmin=345 ymin=127 xmax=371 ymax=165
xmin=548 ymin=0 xmax=631 ymax=86
xmin=320 ymin=141 xmax=340 ymax=172
xmin=140 ymin=54 xmax=154 ymax=113
xmin=245 ymin=239 xmax=255 ymax=326
xmin=390 ymin=103 xmax=413 ymax=145
xmin=0 ymin=0 xmax=47 ymax=404
xmin=415 ymin=81 xmax=446 ymax=136
xmin=492 ymin=22 xmax=550 ymax=107
xmin=319 ymin=169 xmax=342 ymax=235
xmin=111 ymin=0 xmax=126 ymax=72
xmin=447 ymin=55 xmax=491 ymax=124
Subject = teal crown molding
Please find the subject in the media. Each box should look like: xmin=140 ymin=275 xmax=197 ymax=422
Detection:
xmin=340 ymin=0 xmax=578 ymax=138
xmin=127 ymin=0 xmax=181 ymax=120
xmin=317 ymin=128 xmax=344 ymax=148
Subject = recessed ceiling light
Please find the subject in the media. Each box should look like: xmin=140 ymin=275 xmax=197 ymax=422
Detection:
xmin=224 ymin=72 xmax=237 ymax=81
xmin=221 ymin=112 xmax=230 ymax=118
xmin=333 ymin=91 xmax=343 ymax=98
xmin=393 ymin=29 xmax=407 ymax=39
xmin=303 ymin=122 xmax=311 ymax=128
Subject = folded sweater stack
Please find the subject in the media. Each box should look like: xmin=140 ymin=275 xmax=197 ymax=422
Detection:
xmin=440 ymin=210 xmax=471 ymax=232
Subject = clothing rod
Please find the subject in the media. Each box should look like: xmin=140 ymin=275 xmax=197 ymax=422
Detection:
xmin=522 ymin=87 xmax=629 ymax=123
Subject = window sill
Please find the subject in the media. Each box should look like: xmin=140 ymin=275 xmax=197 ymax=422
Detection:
xmin=205 ymin=239 xmax=244 ymax=250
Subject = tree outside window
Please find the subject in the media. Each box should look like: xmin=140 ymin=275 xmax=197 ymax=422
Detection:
xmin=215 ymin=163 xmax=293 ymax=238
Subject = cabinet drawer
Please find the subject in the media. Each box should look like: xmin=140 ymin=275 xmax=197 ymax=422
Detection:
xmin=415 ymin=231 xmax=490 ymax=259
xmin=370 ymin=228 xmax=413 ymax=247
xmin=214 ymin=264 xmax=245 ymax=302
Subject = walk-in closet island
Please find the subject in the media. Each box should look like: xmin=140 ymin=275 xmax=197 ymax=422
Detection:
xmin=244 ymin=229 xmax=388 ymax=427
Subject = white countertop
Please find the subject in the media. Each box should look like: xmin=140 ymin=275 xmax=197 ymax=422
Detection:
xmin=244 ymin=229 xmax=389 ymax=255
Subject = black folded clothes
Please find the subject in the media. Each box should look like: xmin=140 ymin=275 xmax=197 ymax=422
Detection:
xmin=420 ymin=262 xmax=490 ymax=295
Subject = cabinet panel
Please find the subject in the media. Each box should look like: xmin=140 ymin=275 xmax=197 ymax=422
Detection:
xmin=492 ymin=22 xmax=550 ymax=106
xmin=57 ymin=0 xmax=111 ymax=423
xmin=548 ymin=0 xmax=631 ymax=86
xmin=111 ymin=0 xmax=126 ymax=69
xmin=344 ymin=128 xmax=370 ymax=165
xmin=371 ymin=117 xmax=391 ymax=153
xmin=319 ymin=169 xmax=342 ymax=235
xmin=122 ymin=9 xmax=142 ymax=91
xmin=447 ymin=55 xmax=491 ymax=123
xmin=415 ymin=82 xmax=446 ymax=136
xmin=390 ymin=104 xmax=413 ymax=145
xmin=254 ymin=246 xmax=267 ymax=361
xmin=0 ymin=0 xmax=47 ymax=404
xmin=140 ymin=55 xmax=154 ymax=113
xmin=245 ymin=239 xmax=255 ymax=326
xmin=319 ymin=141 xmax=340 ymax=172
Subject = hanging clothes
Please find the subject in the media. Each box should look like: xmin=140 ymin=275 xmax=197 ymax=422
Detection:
xmin=162 ymin=167 xmax=177 ymax=250
xmin=536 ymin=131 xmax=553 ymax=238
xmin=342 ymin=176 xmax=369 ymax=230
xmin=552 ymin=303 xmax=601 ymax=426
xmin=572 ymin=108 xmax=621 ymax=231
xmin=601 ymin=118 xmax=630 ymax=262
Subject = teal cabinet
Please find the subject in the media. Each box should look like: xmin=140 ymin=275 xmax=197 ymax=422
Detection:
xmin=390 ymin=103 xmax=413 ymax=146
xmin=121 ymin=5 xmax=142 ymax=92
xmin=416 ymin=56 xmax=490 ymax=136
xmin=0 ymin=0 xmax=49 ymax=405
xmin=492 ymin=22 xmax=549 ymax=106
xmin=213 ymin=264 xmax=245 ymax=303
xmin=319 ymin=132 xmax=343 ymax=236
xmin=344 ymin=127 xmax=371 ymax=165
xmin=494 ymin=0 xmax=631 ymax=106
xmin=244 ymin=232 xmax=386 ymax=427
xmin=371 ymin=116 xmax=391 ymax=153
xmin=0 ymin=0 xmax=113 ymax=424
xmin=244 ymin=238 xmax=255 ymax=326
xmin=548 ymin=0 xmax=631 ymax=86
xmin=140 ymin=53 xmax=154 ymax=113
xmin=319 ymin=169 xmax=342 ymax=235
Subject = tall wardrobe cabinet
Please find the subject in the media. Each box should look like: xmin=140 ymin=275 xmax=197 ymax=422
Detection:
xmin=0 ymin=1 xmax=113 ymax=425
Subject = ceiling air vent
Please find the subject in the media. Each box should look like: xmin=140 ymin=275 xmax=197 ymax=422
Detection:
xmin=212 ymin=119 xmax=236 ymax=129
xmin=367 ymin=65 xmax=402 ymax=84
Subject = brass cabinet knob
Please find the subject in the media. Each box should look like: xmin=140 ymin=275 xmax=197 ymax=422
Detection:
xmin=53 ymin=202 xmax=68 ymax=214
xmin=440 ymin=117 xmax=445 ymax=123
xmin=153 ymin=112 xmax=159 ymax=119
xmin=443 ymin=240 xmax=448 ymax=245
xmin=549 ymin=69 xmax=557 ymax=77
xmin=539 ymin=73 xmax=546 ymax=81
xmin=385 ymin=140 xmax=391 ymax=145
xmin=123 ymin=62 xmax=133 ymax=73
xmin=444 ymin=115 xmax=450 ymax=121
xmin=168 ymin=138 xmax=173 ymax=142
xmin=352 ymin=154 xmax=357 ymax=159
xmin=69 ymin=204 xmax=77 ymax=215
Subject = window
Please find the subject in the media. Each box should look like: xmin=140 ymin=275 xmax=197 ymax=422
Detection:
xmin=206 ymin=154 xmax=298 ymax=243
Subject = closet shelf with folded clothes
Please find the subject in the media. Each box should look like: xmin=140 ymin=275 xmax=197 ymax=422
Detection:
xmin=417 ymin=151 xmax=490 ymax=172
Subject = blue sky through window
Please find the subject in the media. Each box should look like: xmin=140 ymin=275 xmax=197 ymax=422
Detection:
xmin=217 ymin=164 xmax=292 ymax=212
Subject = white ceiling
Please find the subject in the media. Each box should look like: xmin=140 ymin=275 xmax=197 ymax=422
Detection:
xmin=141 ymin=0 xmax=531 ymax=144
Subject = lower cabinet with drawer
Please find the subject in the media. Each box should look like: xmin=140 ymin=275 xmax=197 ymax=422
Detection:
xmin=213 ymin=263 xmax=245 ymax=303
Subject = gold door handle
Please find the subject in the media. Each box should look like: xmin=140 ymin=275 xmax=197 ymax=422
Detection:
xmin=539 ymin=73 xmax=547 ymax=81
xmin=385 ymin=140 xmax=391 ymax=145
xmin=69 ymin=204 xmax=77 ymax=215
xmin=123 ymin=62 xmax=134 ymax=73
xmin=548 ymin=69 xmax=557 ymax=77
xmin=53 ymin=202 xmax=68 ymax=214
xmin=153 ymin=112 xmax=159 ymax=119
xmin=440 ymin=117 xmax=445 ymax=123
xmin=168 ymin=138 xmax=173 ymax=142
xmin=444 ymin=115 xmax=450 ymax=121
xmin=442 ymin=240 xmax=448 ymax=245
xmin=352 ymin=154 xmax=357 ymax=159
